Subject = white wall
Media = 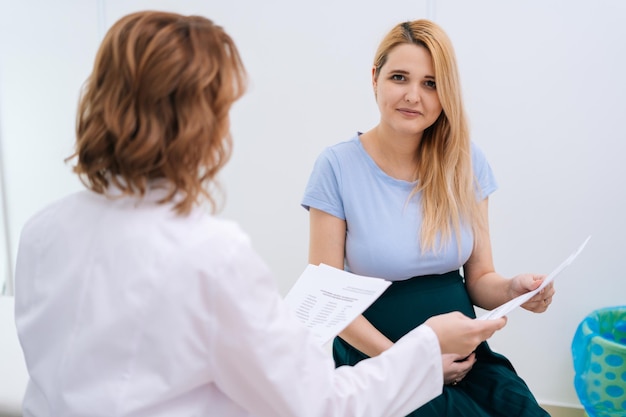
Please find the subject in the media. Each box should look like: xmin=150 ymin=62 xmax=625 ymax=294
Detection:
xmin=1 ymin=0 xmax=625 ymax=408
xmin=436 ymin=0 xmax=626 ymax=406
xmin=0 ymin=0 xmax=101 ymax=295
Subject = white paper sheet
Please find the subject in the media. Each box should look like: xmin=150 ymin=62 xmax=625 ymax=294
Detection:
xmin=284 ymin=264 xmax=392 ymax=346
xmin=477 ymin=235 xmax=591 ymax=320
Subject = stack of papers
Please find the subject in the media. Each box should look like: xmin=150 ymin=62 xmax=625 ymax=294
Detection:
xmin=284 ymin=264 xmax=391 ymax=346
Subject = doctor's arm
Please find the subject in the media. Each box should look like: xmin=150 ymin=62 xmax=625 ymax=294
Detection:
xmin=209 ymin=238 xmax=445 ymax=417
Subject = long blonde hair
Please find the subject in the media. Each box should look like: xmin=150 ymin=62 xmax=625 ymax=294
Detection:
xmin=374 ymin=20 xmax=483 ymax=252
xmin=68 ymin=11 xmax=247 ymax=215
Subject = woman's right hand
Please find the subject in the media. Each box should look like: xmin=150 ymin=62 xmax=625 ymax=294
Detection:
xmin=424 ymin=311 xmax=506 ymax=357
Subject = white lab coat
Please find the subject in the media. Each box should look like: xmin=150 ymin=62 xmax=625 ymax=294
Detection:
xmin=14 ymin=186 xmax=443 ymax=417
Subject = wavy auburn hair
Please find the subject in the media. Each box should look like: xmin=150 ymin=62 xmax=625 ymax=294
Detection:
xmin=68 ymin=11 xmax=247 ymax=214
xmin=374 ymin=20 xmax=483 ymax=252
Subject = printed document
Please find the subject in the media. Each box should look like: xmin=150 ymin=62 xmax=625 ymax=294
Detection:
xmin=284 ymin=264 xmax=391 ymax=346
xmin=477 ymin=235 xmax=591 ymax=320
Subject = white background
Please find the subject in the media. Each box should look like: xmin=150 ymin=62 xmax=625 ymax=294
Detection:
xmin=1 ymin=0 xmax=625 ymax=408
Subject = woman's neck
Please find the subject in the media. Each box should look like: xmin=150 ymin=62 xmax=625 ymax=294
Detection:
xmin=360 ymin=126 xmax=422 ymax=182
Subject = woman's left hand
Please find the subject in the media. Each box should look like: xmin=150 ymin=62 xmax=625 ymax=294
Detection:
xmin=510 ymin=273 xmax=555 ymax=313
xmin=442 ymin=352 xmax=476 ymax=386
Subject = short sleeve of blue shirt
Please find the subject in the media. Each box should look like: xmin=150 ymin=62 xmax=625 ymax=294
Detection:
xmin=301 ymin=149 xmax=346 ymax=220
xmin=471 ymin=142 xmax=498 ymax=200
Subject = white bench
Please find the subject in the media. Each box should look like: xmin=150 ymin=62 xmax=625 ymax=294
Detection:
xmin=0 ymin=296 xmax=27 ymax=417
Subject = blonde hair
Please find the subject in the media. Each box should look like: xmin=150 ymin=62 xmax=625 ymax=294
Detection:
xmin=68 ymin=10 xmax=247 ymax=214
xmin=374 ymin=20 xmax=483 ymax=252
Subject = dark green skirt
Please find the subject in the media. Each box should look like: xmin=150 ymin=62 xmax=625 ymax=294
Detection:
xmin=333 ymin=270 xmax=549 ymax=417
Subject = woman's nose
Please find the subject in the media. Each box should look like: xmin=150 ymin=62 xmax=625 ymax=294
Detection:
xmin=404 ymin=84 xmax=420 ymax=103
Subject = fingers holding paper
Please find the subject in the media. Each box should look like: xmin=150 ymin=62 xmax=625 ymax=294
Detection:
xmin=425 ymin=312 xmax=507 ymax=358
xmin=523 ymin=281 xmax=555 ymax=313
xmin=511 ymin=273 xmax=556 ymax=313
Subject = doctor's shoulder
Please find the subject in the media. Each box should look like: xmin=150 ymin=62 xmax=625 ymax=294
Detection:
xmin=181 ymin=212 xmax=254 ymax=257
xmin=17 ymin=190 xmax=92 ymax=238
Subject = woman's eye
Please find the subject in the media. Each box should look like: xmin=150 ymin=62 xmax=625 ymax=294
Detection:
xmin=425 ymin=80 xmax=436 ymax=89
xmin=391 ymin=74 xmax=406 ymax=81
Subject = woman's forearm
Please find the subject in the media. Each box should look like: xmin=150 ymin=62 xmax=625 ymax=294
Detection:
xmin=338 ymin=315 xmax=395 ymax=357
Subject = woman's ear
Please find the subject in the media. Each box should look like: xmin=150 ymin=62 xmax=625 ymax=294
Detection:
xmin=371 ymin=66 xmax=378 ymax=95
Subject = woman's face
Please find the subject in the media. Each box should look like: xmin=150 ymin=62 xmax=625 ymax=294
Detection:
xmin=373 ymin=43 xmax=443 ymax=137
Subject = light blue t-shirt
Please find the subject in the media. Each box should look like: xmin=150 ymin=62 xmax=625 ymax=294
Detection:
xmin=301 ymin=134 xmax=498 ymax=281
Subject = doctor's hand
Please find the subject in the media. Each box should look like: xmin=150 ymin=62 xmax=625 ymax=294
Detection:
xmin=509 ymin=273 xmax=554 ymax=313
xmin=442 ymin=352 xmax=476 ymax=386
xmin=425 ymin=312 xmax=506 ymax=358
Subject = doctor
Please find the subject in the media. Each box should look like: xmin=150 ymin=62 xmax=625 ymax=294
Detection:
xmin=14 ymin=10 xmax=506 ymax=417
